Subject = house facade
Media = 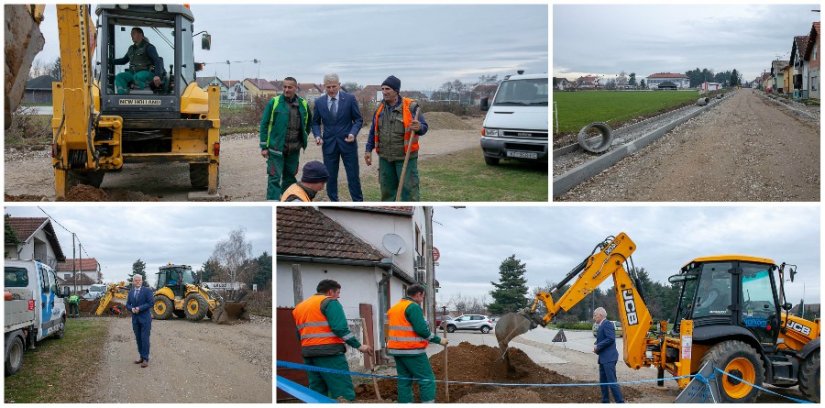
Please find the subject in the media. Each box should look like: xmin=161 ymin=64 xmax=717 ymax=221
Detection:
xmin=553 ymin=77 xmax=571 ymax=91
xmin=56 ymin=258 xmax=102 ymax=292
xmin=5 ymin=217 xmax=66 ymax=269
xmin=771 ymin=60 xmax=790 ymax=94
xmin=575 ymin=75 xmax=599 ymax=89
xmin=646 ymin=73 xmax=690 ymax=89
xmin=196 ymin=76 xmax=229 ymax=101
xmin=23 ymin=75 xmax=56 ymax=104
xmin=789 ymin=35 xmax=810 ymax=99
xmin=805 ymin=22 xmax=820 ymax=99
xmin=243 ymin=78 xmax=278 ymax=99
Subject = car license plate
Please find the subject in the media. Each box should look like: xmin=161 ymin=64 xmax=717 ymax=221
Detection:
xmin=506 ymin=150 xmax=538 ymax=159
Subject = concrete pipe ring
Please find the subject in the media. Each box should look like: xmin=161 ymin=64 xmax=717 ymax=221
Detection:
xmin=696 ymin=97 xmax=709 ymax=106
xmin=577 ymin=122 xmax=613 ymax=154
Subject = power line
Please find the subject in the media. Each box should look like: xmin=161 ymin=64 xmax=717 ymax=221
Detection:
xmin=37 ymin=206 xmax=99 ymax=266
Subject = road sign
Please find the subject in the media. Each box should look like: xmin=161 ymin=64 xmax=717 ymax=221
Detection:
xmin=432 ymin=247 xmax=440 ymax=262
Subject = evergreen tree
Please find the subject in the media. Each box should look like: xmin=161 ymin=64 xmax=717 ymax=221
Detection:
xmin=197 ymin=258 xmax=222 ymax=282
xmin=640 ymin=79 xmax=646 ymax=89
xmin=129 ymin=258 xmax=147 ymax=285
xmin=628 ymin=72 xmax=637 ymax=86
xmin=488 ymin=254 xmax=530 ymax=314
xmin=252 ymin=251 xmax=272 ymax=290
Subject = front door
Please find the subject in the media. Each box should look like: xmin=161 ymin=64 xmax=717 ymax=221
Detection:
xmin=739 ymin=262 xmax=780 ymax=346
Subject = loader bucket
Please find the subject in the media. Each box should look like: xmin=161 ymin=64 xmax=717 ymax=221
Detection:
xmin=495 ymin=312 xmax=534 ymax=350
xmin=212 ymin=301 xmax=248 ymax=324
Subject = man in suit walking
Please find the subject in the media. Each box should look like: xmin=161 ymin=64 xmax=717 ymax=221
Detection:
xmin=593 ymin=307 xmax=624 ymax=403
xmin=126 ymin=274 xmax=154 ymax=368
xmin=311 ymin=73 xmax=364 ymax=201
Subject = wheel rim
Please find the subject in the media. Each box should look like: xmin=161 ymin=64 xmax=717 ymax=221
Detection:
xmin=10 ymin=342 xmax=23 ymax=367
xmin=187 ymin=299 xmax=199 ymax=314
xmin=722 ymin=357 xmax=756 ymax=399
xmin=154 ymin=301 xmax=166 ymax=315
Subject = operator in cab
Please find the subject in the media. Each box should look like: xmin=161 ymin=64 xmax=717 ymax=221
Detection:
xmin=113 ymin=27 xmax=164 ymax=94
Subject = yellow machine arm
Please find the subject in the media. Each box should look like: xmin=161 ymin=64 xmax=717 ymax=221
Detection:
xmin=95 ymin=282 xmax=129 ymax=316
xmin=526 ymin=232 xmax=654 ymax=369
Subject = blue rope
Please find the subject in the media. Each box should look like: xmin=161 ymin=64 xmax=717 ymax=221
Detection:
xmin=712 ymin=368 xmax=812 ymax=404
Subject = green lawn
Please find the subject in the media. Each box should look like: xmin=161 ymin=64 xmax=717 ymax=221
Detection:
xmin=358 ymin=147 xmax=548 ymax=201
xmin=5 ymin=318 xmax=109 ymax=403
xmin=553 ymin=91 xmax=699 ymax=134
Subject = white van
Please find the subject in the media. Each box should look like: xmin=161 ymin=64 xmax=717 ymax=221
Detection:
xmin=480 ymin=73 xmax=549 ymax=165
xmin=4 ymin=260 xmax=68 ymax=376
xmin=84 ymin=283 xmax=107 ymax=300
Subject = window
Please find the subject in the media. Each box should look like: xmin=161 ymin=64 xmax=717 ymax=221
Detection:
xmin=5 ymin=267 xmax=29 ymax=287
xmin=740 ymin=263 xmax=776 ymax=321
xmin=692 ymin=262 xmax=733 ymax=318
xmin=64 ymin=273 xmax=71 ymax=280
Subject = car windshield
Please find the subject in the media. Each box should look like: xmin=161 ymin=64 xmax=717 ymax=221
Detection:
xmin=5 ymin=267 xmax=29 ymax=287
xmin=493 ymin=78 xmax=549 ymax=106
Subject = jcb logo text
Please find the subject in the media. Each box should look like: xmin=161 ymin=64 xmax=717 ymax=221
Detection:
xmin=623 ymin=289 xmax=638 ymax=326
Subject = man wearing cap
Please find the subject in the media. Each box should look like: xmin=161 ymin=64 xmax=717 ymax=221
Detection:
xmin=311 ymin=73 xmax=364 ymax=202
xmin=281 ymin=160 xmax=330 ymax=202
xmin=260 ymin=76 xmax=312 ymax=200
xmin=365 ymin=75 xmax=429 ymax=201
xmin=292 ymin=279 xmax=373 ymax=401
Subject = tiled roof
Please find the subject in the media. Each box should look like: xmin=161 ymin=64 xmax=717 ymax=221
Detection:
xmin=647 ymin=72 xmax=688 ymax=79
xmin=56 ymin=273 xmax=96 ymax=286
xmin=276 ymin=207 xmax=384 ymax=261
xmin=6 ymin=217 xmax=66 ymax=261
xmin=805 ymin=22 xmax=820 ymax=60
xmin=26 ymin=75 xmax=56 ymax=90
xmin=56 ymin=258 xmax=99 ymax=272
xmin=244 ymin=78 xmax=277 ymax=91
xmin=299 ymin=83 xmax=320 ymax=93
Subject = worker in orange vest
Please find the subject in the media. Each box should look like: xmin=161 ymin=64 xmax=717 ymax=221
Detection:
xmin=386 ymin=284 xmax=447 ymax=403
xmin=292 ymin=279 xmax=372 ymax=401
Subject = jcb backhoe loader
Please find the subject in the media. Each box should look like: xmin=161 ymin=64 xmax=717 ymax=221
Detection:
xmin=51 ymin=5 xmax=220 ymax=199
xmin=94 ymin=282 xmax=129 ymax=315
xmin=496 ymin=232 xmax=819 ymax=402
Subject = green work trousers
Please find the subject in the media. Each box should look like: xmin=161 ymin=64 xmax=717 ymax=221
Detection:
xmin=378 ymin=156 xmax=419 ymax=202
xmin=115 ymin=70 xmax=154 ymax=95
xmin=266 ymin=150 xmax=299 ymax=200
xmin=393 ymin=354 xmax=435 ymax=403
xmin=304 ymin=354 xmax=355 ymax=401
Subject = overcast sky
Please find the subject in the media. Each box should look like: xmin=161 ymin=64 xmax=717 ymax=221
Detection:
xmin=433 ymin=206 xmax=820 ymax=310
xmin=35 ymin=4 xmax=548 ymax=91
xmin=554 ymin=4 xmax=819 ymax=82
xmin=5 ymin=205 xmax=272 ymax=285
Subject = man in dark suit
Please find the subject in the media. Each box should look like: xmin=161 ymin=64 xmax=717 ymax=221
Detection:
xmin=311 ymin=73 xmax=364 ymax=201
xmin=593 ymin=307 xmax=624 ymax=403
xmin=126 ymin=274 xmax=154 ymax=368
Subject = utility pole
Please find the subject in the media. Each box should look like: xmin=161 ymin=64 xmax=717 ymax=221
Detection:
xmin=72 ymin=233 xmax=77 ymax=295
xmin=424 ymin=206 xmax=435 ymax=328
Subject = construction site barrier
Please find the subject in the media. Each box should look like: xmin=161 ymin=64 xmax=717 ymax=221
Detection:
xmin=275 ymin=375 xmax=335 ymax=403
xmin=276 ymin=360 xmax=813 ymax=403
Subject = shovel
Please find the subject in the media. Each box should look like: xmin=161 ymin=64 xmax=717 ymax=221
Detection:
xmin=361 ymin=318 xmax=381 ymax=401
xmin=395 ymin=107 xmax=421 ymax=202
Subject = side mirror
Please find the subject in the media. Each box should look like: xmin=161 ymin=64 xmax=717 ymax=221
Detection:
xmin=783 ymin=303 xmax=793 ymax=311
xmin=201 ymin=33 xmax=211 ymax=50
xmin=480 ymin=96 xmax=489 ymax=111
xmin=789 ymin=267 xmax=796 ymax=282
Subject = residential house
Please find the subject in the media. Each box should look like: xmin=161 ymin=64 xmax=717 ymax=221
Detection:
xmin=224 ymin=80 xmax=246 ymax=101
xmin=276 ymin=206 xmax=435 ymax=365
xmin=575 ymin=75 xmax=599 ymax=89
xmin=195 ymin=76 xmax=229 ymax=101
xmin=243 ymin=78 xmax=278 ymax=99
xmin=298 ymin=83 xmax=322 ymax=101
xmin=701 ymin=82 xmax=721 ymax=92
xmin=269 ymin=80 xmax=283 ymax=93
xmin=646 ymin=73 xmax=690 ymax=90
xmin=4 ymin=217 xmax=66 ymax=269
xmin=804 ymin=22 xmax=820 ymax=99
xmin=56 ymin=258 xmax=102 ymax=293
xmin=553 ymin=77 xmax=571 ymax=91
xmin=789 ymin=35 xmax=810 ymax=99
xmin=771 ymin=60 xmax=790 ymax=94
xmin=783 ymin=65 xmax=793 ymax=95
xmin=23 ymin=75 xmax=56 ymax=104
xmin=761 ymin=71 xmax=773 ymax=92
xmin=470 ymin=83 xmax=498 ymax=105
xmin=356 ymin=85 xmax=383 ymax=104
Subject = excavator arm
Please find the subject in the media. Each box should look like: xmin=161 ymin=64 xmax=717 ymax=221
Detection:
xmin=94 ymin=282 xmax=128 ymax=316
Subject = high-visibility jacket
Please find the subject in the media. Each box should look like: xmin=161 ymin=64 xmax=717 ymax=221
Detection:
xmin=292 ymin=294 xmax=345 ymax=348
xmin=260 ymin=95 xmax=310 ymax=151
xmin=386 ymin=298 xmax=431 ymax=355
xmin=373 ymin=97 xmax=418 ymax=154
xmin=280 ymin=182 xmax=311 ymax=202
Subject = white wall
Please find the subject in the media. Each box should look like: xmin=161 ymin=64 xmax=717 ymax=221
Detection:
xmin=10 ymin=228 xmax=60 ymax=269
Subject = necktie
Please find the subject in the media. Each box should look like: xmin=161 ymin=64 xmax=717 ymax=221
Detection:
xmin=330 ymin=97 xmax=337 ymax=118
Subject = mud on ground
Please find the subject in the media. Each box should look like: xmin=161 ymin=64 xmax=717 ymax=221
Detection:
xmin=355 ymin=342 xmax=641 ymax=403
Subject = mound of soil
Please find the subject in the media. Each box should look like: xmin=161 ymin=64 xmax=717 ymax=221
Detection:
xmin=4 ymin=193 xmax=48 ymax=201
xmin=65 ymin=185 xmax=109 ymax=201
xmin=355 ymin=342 xmax=641 ymax=403
xmin=424 ymin=112 xmax=475 ymax=130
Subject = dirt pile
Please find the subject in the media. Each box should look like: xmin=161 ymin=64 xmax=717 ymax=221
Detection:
xmin=424 ymin=112 xmax=476 ymax=130
xmin=355 ymin=342 xmax=641 ymax=403
xmin=4 ymin=193 xmax=48 ymax=201
xmin=65 ymin=185 xmax=109 ymax=201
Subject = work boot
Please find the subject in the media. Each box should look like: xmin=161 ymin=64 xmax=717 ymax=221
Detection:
xmin=134 ymin=358 xmax=144 ymax=364
xmin=141 ymin=360 xmax=149 ymax=368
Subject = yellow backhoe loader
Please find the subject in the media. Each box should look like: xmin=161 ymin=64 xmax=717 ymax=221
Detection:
xmin=94 ymin=282 xmax=129 ymax=316
xmin=496 ymin=232 xmax=820 ymax=402
xmin=152 ymin=264 xmax=246 ymax=323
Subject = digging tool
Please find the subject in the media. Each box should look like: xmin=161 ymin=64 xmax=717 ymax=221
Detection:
xmin=442 ymin=322 xmax=449 ymax=403
xmin=361 ymin=318 xmax=381 ymax=401
xmin=395 ymin=107 xmax=421 ymax=202
xmin=495 ymin=311 xmax=536 ymax=361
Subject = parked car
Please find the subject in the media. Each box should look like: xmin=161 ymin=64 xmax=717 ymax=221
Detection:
xmin=82 ymin=283 xmax=107 ymax=300
xmin=592 ymin=320 xmax=623 ymax=338
xmin=445 ymin=314 xmax=494 ymax=334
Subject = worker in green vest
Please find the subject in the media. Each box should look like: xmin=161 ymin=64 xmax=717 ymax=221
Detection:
xmin=113 ymin=27 xmax=164 ymax=94
xmin=68 ymin=293 xmax=81 ymax=318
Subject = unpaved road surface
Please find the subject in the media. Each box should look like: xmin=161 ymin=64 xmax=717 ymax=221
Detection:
xmin=558 ymin=88 xmax=819 ymax=201
xmin=436 ymin=327 xmax=808 ymax=403
xmin=85 ymin=316 xmax=271 ymax=403
xmin=5 ymin=120 xmax=483 ymax=201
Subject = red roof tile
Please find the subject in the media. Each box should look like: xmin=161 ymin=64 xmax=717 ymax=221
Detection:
xmin=647 ymin=72 xmax=688 ymax=79
xmin=56 ymin=258 xmax=99 ymax=272
xmin=6 ymin=217 xmax=66 ymax=261
xmin=276 ymin=207 xmax=384 ymax=261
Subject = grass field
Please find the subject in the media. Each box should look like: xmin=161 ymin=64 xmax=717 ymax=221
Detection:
xmin=553 ymin=90 xmax=700 ymax=135
xmin=5 ymin=319 xmax=109 ymax=403
xmin=358 ymin=147 xmax=548 ymax=202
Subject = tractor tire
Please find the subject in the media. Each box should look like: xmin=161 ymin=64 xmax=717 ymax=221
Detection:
xmin=189 ymin=163 xmax=209 ymax=189
xmin=5 ymin=334 xmax=25 ymax=376
xmin=447 ymin=325 xmax=456 ymax=333
xmin=55 ymin=317 xmax=65 ymax=339
xmin=152 ymin=296 xmax=174 ymax=320
xmin=184 ymin=293 xmax=208 ymax=321
xmin=799 ymin=350 xmax=820 ymax=402
xmin=700 ymin=340 xmax=764 ymax=402
xmin=173 ymin=310 xmax=186 ymax=319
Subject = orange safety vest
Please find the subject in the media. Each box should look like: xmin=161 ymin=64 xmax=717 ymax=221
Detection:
xmin=373 ymin=97 xmax=418 ymax=154
xmin=292 ymin=294 xmax=345 ymax=348
xmin=280 ymin=183 xmax=311 ymax=202
xmin=386 ymin=299 xmax=430 ymax=354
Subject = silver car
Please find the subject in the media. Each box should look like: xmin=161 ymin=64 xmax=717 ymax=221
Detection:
xmin=445 ymin=314 xmax=494 ymax=334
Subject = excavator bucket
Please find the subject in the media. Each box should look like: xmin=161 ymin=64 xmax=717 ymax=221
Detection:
xmin=495 ymin=312 xmax=534 ymax=350
xmin=211 ymin=290 xmax=249 ymax=324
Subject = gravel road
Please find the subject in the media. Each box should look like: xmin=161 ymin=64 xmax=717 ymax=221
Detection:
xmin=4 ymin=123 xmax=483 ymax=202
xmin=557 ymin=88 xmax=820 ymax=201
xmin=86 ymin=316 xmax=272 ymax=403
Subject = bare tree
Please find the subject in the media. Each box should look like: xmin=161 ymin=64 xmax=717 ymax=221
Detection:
xmin=210 ymin=228 xmax=254 ymax=285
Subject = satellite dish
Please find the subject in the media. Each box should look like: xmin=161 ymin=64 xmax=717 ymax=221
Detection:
xmin=382 ymin=233 xmax=407 ymax=256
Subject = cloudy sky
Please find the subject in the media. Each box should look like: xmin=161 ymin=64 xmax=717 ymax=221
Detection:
xmin=5 ymin=205 xmax=272 ymax=285
xmin=554 ymin=4 xmax=819 ymax=82
xmin=35 ymin=4 xmax=548 ymax=91
xmin=433 ymin=206 xmax=820 ymax=310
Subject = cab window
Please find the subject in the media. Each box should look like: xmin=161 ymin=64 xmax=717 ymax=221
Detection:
xmin=692 ymin=262 xmax=733 ymax=318
xmin=740 ymin=263 xmax=776 ymax=321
